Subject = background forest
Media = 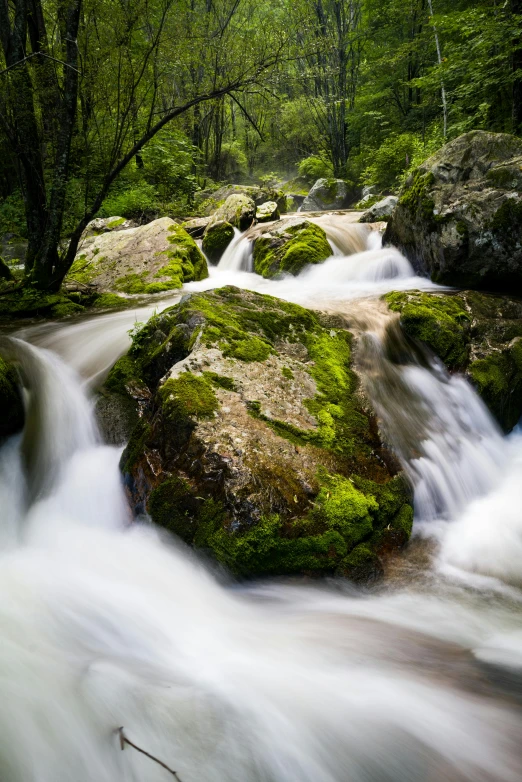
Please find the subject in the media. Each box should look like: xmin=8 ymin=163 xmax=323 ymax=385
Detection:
xmin=1 ymin=0 xmax=521 ymax=286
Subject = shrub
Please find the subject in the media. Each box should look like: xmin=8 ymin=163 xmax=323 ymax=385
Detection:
xmin=298 ymin=155 xmax=333 ymax=183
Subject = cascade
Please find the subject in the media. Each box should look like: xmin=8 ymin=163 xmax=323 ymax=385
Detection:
xmin=1 ymin=228 xmax=522 ymax=781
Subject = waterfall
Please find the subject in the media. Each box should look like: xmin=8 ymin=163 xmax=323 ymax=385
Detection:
xmin=2 ymin=230 xmax=522 ymax=781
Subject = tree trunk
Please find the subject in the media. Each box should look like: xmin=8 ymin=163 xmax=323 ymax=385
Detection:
xmin=513 ymin=0 xmax=522 ymax=133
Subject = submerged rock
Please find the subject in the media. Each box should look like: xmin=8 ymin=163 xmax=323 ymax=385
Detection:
xmin=360 ymin=196 xmax=398 ymax=223
xmin=113 ymin=287 xmax=413 ymax=581
xmin=68 ymin=217 xmax=208 ymax=294
xmin=252 ymin=218 xmax=332 ymax=278
xmin=385 ymin=131 xmax=522 ymax=292
xmin=0 ymin=356 xmax=24 ymax=437
xmin=202 ymin=220 xmax=235 ymax=263
xmin=385 ymin=289 xmax=522 ymax=431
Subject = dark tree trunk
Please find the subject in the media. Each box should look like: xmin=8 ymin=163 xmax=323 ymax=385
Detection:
xmin=513 ymin=0 xmax=522 ymax=133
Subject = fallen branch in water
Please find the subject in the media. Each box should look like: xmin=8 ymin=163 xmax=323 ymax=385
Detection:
xmin=117 ymin=727 xmax=184 ymax=780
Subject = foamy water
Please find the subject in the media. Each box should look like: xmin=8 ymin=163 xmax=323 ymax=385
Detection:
xmin=1 ymin=217 xmax=521 ymax=781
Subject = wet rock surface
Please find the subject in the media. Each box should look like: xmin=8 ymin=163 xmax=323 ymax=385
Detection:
xmin=385 ymin=131 xmax=522 ymax=292
xmin=385 ymin=288 xmax=522 ymax=431
xmin=110 ymin=287 xmax=413 ymax=580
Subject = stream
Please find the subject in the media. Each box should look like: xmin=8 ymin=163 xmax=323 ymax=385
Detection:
xmin=1 ymin=221 xmax=522 ymax=781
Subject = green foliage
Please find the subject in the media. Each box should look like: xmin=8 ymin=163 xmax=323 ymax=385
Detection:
xmin=298 ymin=155 xmax=333 ymax=183
xmin=0 ymin=192 xmax=26 ymax=239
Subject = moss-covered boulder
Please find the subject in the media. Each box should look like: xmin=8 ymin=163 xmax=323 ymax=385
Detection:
xmin=202 ymin=220 xmax=235 ymax=263
xmin=115 ymin=287 xmax=412 ymax=581
xmin=0 ymin=284 xmax=130 ymax=320
xmin=385 ymin=289 xmax=522 ymax=431
xmin=256 ymin=201 xmax=280 ymax=223
xmin=210 ymin=194 xmax=256 ymax=231
xmin=68 ymin=217 xmax=208 ymax=294
xmin=385 ymin=131 xmax=522 ymax=292
xmin=0 ymin=356 xmax=24 ymax=437
xmin=252 ymin=218 xmax=332 ymax=278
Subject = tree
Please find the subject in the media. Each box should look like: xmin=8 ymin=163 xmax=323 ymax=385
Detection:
xmin=0 ymin=0 xmax=286 ymax=291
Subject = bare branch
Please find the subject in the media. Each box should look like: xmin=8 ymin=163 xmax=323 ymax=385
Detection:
xmin=117 ymin=727 xmax=184 ymax=781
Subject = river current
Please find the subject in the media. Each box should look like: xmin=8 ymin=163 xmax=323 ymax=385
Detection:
xmin=1 ymin=219 xmax=522 ymax=781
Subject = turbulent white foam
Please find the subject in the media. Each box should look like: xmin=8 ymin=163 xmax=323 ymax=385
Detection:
xmin=1 ymin=419 xmax=522 ymax=782
xmin=439 ymin=429 xmax=522 ymax=585
xmin=4 ymin=217 xmax=522 ymax=780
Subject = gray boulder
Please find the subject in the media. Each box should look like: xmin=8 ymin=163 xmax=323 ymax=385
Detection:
xmin=256 ymin=201 xmax=280 ymax=223
xmin=301 ymin=178 xmax=349 ymax=211
xmin=360 ymin=196 xmax=398 ymax=223
xmin=385 ymin=131 xmax=522 ymax=292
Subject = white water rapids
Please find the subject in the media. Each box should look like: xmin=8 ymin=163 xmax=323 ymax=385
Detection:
xmin=2 ymin=220 xmax=522 ymax=781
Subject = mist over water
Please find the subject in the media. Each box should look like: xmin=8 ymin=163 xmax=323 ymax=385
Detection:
xmin=2 ymin=219 xmax=522 ymax=781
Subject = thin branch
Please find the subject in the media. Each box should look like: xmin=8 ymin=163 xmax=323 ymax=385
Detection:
xmin=229 ymin=93 xmax=265 ymax=140
xmin=117 ymin=727 xmax=184 ymax=781
xmin=0 ymin=50 xmax=81 ymax=77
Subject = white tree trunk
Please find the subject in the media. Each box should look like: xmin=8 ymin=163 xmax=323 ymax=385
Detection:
xmin=427 ymin=0 xmax=448 ymax=139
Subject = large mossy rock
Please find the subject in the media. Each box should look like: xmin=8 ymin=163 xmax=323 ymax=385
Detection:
xmin=202 ymin=220 xmax=235 ymax=263
xmin=385 ymin=289 xmax=522 ymax=431
xmin=0 ymin=356 xmax=24 ymax=438
xmin=301 ymin=178 xmax=354 ymax=211
xmin=68 ymin=217 xmax=208 ymax=294
xmin=113 ymin=287 xmax=413 ymax=581
xmin=252 ymin=218 xmax=332 ymax=278
xmin=199 ymin=184 xmax=287 ymax=216
xmin=210 ymin=194 xmax=256 ymax=231
xmin=385 ymin=131 xmax=522 ymax=292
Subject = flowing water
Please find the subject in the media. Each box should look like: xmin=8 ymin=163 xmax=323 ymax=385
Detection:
xmin=2 ymin=220 xmax=522 ymax=781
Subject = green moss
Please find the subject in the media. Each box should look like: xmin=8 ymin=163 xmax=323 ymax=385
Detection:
xmin=105 ymin=355 xmax=143 ymax=395
xmin=202 ymin=221 xmax=235 ymax=263
xmin=385 ymin=290 xmax=470 ymax=368
xmin=106 ymin=218 xmax=126 ymax=229
xmin=120 ymin=417 xmax=152 ymax=475
xmin=399 ymin=171 xmax=436 ymax=224
xmin=203 ymin=371 xmax=237 ymax=391
xmin=0 ymin=287 xmax=88 ymax=319
xmin=147 ymin=477 xmax=201 ymax=543
xmin=338 ymin=544 xmax=382 ymax=582
xmin=253 ymin=222 xmax=332 ymax=278
xmin=0 ymin=356 xmax=24 ymax=437
xmin=310 ymin=472 xmax=377 ymax=547
xmin=159 ymin=372 xmax=219 ymax=423
xmin=167 ymin=223 xmax=208 ymax=281
xmin=92 ymin=293 xmax=129 ymax=309
xmin=224 ymin=335 xmax=271 ymax=362
xmin=282 ymin=366 xmax=294 ymax=380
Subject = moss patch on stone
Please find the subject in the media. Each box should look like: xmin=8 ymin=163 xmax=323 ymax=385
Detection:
xmin=385 ymin=290 xmax=471 ymax=369
xmin=202 ymin=221 xmax=235 ymax=263
xmin=253 ymin=221 xmax=332 ymax=278
xmin=385 ymin=288 xmax=522 ymax=431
